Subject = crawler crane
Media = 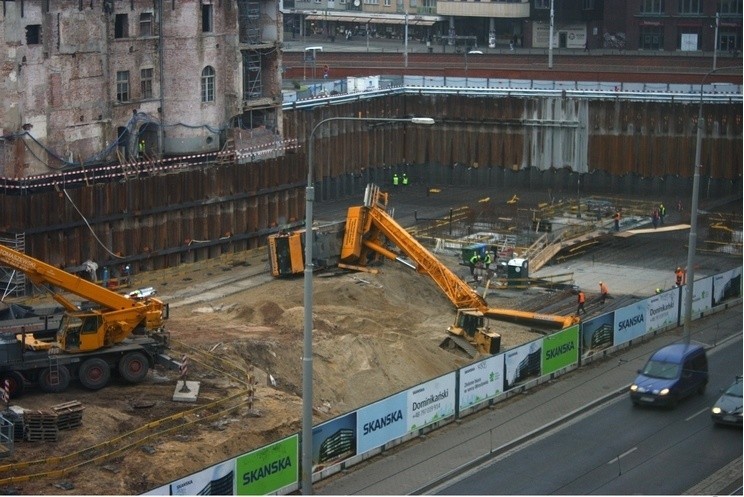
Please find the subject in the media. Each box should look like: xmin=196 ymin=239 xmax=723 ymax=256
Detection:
xmin=268 ymin=184 xmax=579 ymax=356
xmin=0 ymin=244 xmax=170 ymax=397
xmin=341 ymin=184 xmax=579 ymax=355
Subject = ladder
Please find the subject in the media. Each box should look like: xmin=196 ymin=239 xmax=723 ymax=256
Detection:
xmin=47 ymin=346 xmax=61 ymax=387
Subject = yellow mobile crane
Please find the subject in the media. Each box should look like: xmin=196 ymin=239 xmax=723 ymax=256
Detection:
xmin=340 ymin=184 xmax=579 ymax=355
xmin=0 ymin=244 xmax=170 ymax=396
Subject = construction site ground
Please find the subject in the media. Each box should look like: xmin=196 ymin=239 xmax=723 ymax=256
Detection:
xmin=0 ymin=185 xmax=741 ymax=495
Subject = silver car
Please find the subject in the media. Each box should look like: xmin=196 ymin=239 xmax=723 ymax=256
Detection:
xmin=711 ymin=376 xmax=743 ymax=427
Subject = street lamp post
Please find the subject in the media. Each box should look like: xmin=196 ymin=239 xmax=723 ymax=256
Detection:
xmin=302 ymin=115 xmax=435 ymax=494
xmin=682 ymin=65 xmax=740 ymax=344
xmin=713 ymin=12 xmax=719 ymax=71
xmin=548 ymin=0 xmax=554 ymax=69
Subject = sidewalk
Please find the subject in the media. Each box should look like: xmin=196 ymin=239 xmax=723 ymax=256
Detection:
xmin=314 ymin=304 xmax=743 ymax=495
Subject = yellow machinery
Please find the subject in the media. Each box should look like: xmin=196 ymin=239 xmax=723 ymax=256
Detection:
xmin=267 ymin=183 xmax=579 ymax=356
xmin=341 ymin=184 xmax=579 ymax=355
xmin=0 ymin=244 xmax=170 ymax=395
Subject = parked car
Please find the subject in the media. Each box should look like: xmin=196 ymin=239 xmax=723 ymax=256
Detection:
xmin=629 ymin=343 xmax=708 ymax=408
xmin=711 ymin=376 xmax=743 ymax=427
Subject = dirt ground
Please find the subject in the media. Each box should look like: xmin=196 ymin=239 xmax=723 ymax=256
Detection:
xmin=1 ymin=247 xmax=542 ymax=495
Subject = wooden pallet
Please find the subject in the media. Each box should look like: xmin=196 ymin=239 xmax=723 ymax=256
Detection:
xmin=23 ymin=410 xmax=59 ymax=442
xmin=52 ymin=400 xmax=85 ymax=430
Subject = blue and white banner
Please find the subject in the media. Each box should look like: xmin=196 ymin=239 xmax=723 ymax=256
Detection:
xmin=646 ymin=289 xmax=679 ymax=332
xmin=407 ymin=373 xmax=456 ymax=431
xmin=614 ymin=300 xmax=648 ymax=345
xmin=356 ymin=391 xmax=407 ymax=454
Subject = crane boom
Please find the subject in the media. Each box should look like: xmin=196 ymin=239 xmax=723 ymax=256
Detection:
xmin=342 ymin=184 xmax=578 ymax=330
xmin=0 ymin=245 xmax=142 ymax=312
xmin=0 ymin=243 xmax=166 ymax=352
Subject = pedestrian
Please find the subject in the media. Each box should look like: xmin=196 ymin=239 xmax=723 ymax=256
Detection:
xmin=652 ymin=208 xmax=659 ymax=229
xmin=675 ymin=267 xmax=685 ymax=287
xmin=402 ymin=173 xmax=409 ymax=186
xmin=576 ymin=289 xmax=587 ymax=315
xmin=509 ymin=40 xmax=514 ymax=51
xmin=392 ymin=173 xmax=399 ymax=187
xmin=613 ymin=210 xmax=621 ymax=231
xmin=599 ymin=281 xmax=609 ymax=304
xmin=677 ymin=199 xmax=683 ymax=212
xmin=658 ymin=203 xmax=666 ymax=224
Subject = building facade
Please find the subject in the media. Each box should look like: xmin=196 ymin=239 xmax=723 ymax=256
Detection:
xmin=283 ymin=0 xmax=742 ymax=52
xmin=0 ymin=0 xmax=283 ymax=177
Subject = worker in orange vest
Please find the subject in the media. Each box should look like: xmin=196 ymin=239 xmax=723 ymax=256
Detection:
xmin=599 ymin=281 xmax=609 ymax=304
xmin=576 ymin=289 xmax=587 ymax=316
xmin=675 ymin=267 xmax=686 ymax=287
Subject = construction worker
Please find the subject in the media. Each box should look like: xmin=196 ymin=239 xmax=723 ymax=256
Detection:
xmin=675 ymin=267 xmax=685 ymax=287
xmin=612 ymin=210 xmax=621 ymax=231
xmin=483 ymin=251 xmax=492 ymax=270
xmin=138 ymin=139 xmax=145 ymax=159
xmin=402 ymin=173 xmax=409 ymax=186
xmin=576 ymin=289 xmax=587 ymax=315
xmin=599 ymin=281 xmax=609 ymax=304
xmin=392 ymin=173 xmax=399 ymax=187
xmin=469 ymin=252 xmax=481 ymax=277
xmin=658 ymin=203 xmax=666 ymax=224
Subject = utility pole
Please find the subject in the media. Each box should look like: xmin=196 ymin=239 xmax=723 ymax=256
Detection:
xmin=713 ymin=12 xmax=719 ymax=71
xmin=548 ymin=0 xmax=554 ymax=69
xmin=404 ymin=11 xmax=409 ymax=69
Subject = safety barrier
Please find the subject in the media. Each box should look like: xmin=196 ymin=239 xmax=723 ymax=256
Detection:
xmin=144 ymin=266 xmax=742 ymax=495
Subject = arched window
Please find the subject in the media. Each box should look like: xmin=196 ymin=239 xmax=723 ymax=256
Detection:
xmin=201 ymin=66 xmax=215 ymax=103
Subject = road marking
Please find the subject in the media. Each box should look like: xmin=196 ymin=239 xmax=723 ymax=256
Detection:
xmin=686 ymin=407 xmax=709 ymax=422
xmin=608 ymin=447 xmax=637 ymax=465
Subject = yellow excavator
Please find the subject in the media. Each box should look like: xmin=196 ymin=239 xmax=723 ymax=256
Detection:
xmin=268 ymin=184 xmax=579 ymax=355
xmin=0 ymin=244 xmax=170 ymax=396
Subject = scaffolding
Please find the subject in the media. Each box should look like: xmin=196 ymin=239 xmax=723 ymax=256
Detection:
xmin=243 ymin=51 xmax=263 ymax=100
xmin=237 ymin=0 xmax=261 ymax=45
xmin=0 ymin=233 xmax=26 ymax=298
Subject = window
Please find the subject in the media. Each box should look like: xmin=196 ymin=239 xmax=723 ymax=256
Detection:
xmin=720 ymin=31 xmax=740 ymax=52
xmin=141 ymin=68 xmax=153 ymax=99
xmin=678 ymin=0 xmax=702 ymax=13
xmin=678 ymin=30 xmax=700 ymax=50
xmin=582 ymin=0 xmax=595 ymax=9
xmin=140 ymin=12 xmax=153 ymax=37
xmin=640 ymin=26 xmax=664 ymax=49
xmin=535 ymin=0 xmax=550 ymax=8
xmin=26 ymin=24 xmax=42 ymax=45
xmin=115 ymin=14 xmax=129 ymax=38
xmin=640 ymin=0 xmax=665 ymax=13
xmin=202 ymin=4 xmax=213 ymax=33
xmin=384 ymin=0 xmax=391 ymax=5
xmin=201 ymin=66 xmax=215 ymax=103
xmin=116 ymin=71 xmax=130 ymax=102
xmin=719 ymin=0 xmax=743 ymax=14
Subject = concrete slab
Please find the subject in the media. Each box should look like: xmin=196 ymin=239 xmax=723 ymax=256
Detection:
xmin=172 ymin=381 xmax=200 ymax=402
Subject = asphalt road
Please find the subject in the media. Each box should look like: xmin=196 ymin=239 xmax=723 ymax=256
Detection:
xmin=438 ymin=334 xmax=743 ymax=495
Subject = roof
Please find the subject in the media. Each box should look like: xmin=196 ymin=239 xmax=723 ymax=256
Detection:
xmin=651 ymin=343 xmax=705 ymax=361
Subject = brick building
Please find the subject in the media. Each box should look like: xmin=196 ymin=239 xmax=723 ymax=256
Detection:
xmin=0 ymin=0 xmax=283 ymax=177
